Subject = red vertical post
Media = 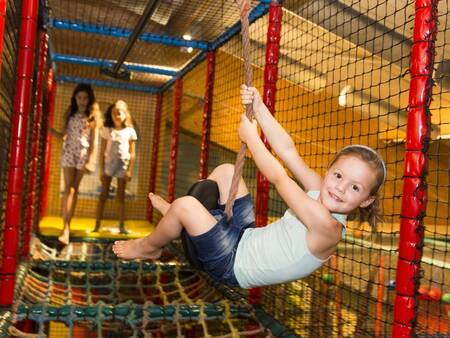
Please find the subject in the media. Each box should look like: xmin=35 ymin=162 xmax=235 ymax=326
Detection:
xmin=167 ymin=78 xmax=182 ymax=203
xmin=0 ymin=0 xmax=39 ymax=306
xmin=249 ymin=1 xmax=282 ymax=306
xmin=147 ymin=93 xmax=163 ymax=221
xmin=23 ymin=31 xmax=48 ymax=257
xmin=391 ymin=0 xmax=438 ymax=336
xmin=39 ymin=67 xmax=57 ymax=218
xmin=199 ymin=51 xmax=216 ymax=179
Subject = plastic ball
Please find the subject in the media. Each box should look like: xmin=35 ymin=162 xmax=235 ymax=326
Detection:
xmin=442 ymin=293 xmax=450 ymax=304
xmin=417 ymin=286 xmax=429 ymax=300
xmin=322 ymin=274 xmax=334 ymax=284
xmin=352 ymin=229 xmax=363 ymax=238
xmin=387 ymin=280 xmax=396 ymax=291
xmin=428 ymin=287 xmax=442 ymax=302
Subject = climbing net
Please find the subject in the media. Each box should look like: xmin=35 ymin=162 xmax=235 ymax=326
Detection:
xmin=5 ymin=239 xmax=270 ymax=338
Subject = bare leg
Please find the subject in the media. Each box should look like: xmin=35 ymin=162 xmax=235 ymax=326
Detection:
xmin=94 ymin=175 xmax=112 ymax=231
xmin=117 ymin=178 xmax=128 ymax=233
xmin=60 ymin=168 xmax=85 ymax=245
xmin=147 ymin=163 xmax=248 ymax=215
xmin=207 ymin=163 xmax=249 ymax=205
xmin=112 ymin=164 xmax=249 ymax=260
xmin=112 ymin=196 xmax=216 ymax=259
xmin=148 ymin=193 xmax=170 ymax=215
xmin=68 ymin=169 xmax=84 ymax=220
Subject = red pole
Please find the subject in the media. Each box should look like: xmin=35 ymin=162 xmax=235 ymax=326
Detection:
xmin=147 ymin=93 xmax=163 ymax=221
xmin=249 ymin=1 xmax=282 ymax=306
xmin=23 ymin=31 xmax=48 ymax=257
xmin=0 ymin=0 xmax=39 ymax=307
xmin=199 ymin=51 xmax=216 ymax=179
xmin=167 ymin=78 xmax=182 ymax=203
xmin=391 ymin=0 xmax=438 ymax=336
xmin=39 ymin=67 xmax=57 ymax=218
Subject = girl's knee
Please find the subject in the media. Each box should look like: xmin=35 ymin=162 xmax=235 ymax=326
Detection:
xmin=116 ymin=193 xmax=125 ymax=203
xmin=99 ymin=190 xmax=109 ymax=201
xmin=211 ymin=163 xmax=235 ymax=178
xmin=66 ymin=186 xmax=78 ymax=196
xmin=171 ymin=196 xmax=201 ymax=216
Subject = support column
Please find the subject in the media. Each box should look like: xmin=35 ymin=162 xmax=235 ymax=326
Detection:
xmin=199 ymin=51 xmax=216 ymax=179
xmin=147 ymin=93 xmax=163 ymax=221
xmin=1 ymin=0 xmax=39 ymax=306
xmin=167 ymin=78 xmax=182 ymax=203
xmin=39 ymin=68 xmax=56 ymax=218
xmin=23 ymin=31 xmax=48 ymax=257
xmin=391 ymin=0 xmax=438 ymax=336
xmin=249 ymin=1 xmax=282 ymax=306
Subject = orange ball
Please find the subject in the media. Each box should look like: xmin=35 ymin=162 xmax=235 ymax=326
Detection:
xmin=417 ymin=286 xmax=429 ymax=300
xmin=428 ymin=287 xmax=442 ymax=302
xmin=353 ymin=229 xmax=363 ymax=238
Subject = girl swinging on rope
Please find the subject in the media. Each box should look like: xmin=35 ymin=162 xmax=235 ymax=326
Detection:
xmin=113 ymin=85 xmax=386 ymax=288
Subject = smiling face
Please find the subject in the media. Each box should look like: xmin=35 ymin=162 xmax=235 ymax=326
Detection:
xmin=320 ymin=155 xmax=377 ymax=214
xmin=111 ymin=100 xmax=128 ymax=128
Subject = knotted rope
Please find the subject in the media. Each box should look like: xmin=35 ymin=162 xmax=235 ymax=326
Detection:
xmin=224 ymin=0 xmax=254 ymax=219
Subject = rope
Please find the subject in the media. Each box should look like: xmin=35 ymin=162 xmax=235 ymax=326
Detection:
xmin=224 ymin=0 xmax=254 ymax=219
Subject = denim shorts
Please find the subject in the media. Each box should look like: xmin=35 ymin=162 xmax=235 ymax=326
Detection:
xmin=188 ymin=194 xmax=255 ymax=286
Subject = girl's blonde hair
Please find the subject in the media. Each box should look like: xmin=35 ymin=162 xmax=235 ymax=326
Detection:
xmin=104 ymin=100 xmax=133 ymax=128
xmin=329 ymin=145 xmax=386 ymax=230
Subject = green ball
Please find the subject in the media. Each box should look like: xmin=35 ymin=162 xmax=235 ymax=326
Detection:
xmin=442 ymin=293 xmax=450 ymax=304
xmin=322 ymin=274 xmax=334 ymax=284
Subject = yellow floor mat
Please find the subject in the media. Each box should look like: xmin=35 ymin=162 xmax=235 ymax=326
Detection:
xmin=39 ymin=216 xmax=155 ymax=240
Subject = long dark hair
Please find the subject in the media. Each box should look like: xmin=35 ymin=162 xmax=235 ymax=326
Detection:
xmin=64 ymin=84 xmax=96 ymax=129
xmin=329 ymin=145 xmax=386 ymax=231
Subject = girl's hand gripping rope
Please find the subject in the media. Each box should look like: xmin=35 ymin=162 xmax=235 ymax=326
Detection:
xmin=240 ymin=84 xmax=263 ymax=114
xmin=238 ymin=113 xmax=258 ymax=144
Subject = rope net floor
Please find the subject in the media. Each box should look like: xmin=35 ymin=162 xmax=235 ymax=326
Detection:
xmin=5 ymin=239 xmax=271 ymax=338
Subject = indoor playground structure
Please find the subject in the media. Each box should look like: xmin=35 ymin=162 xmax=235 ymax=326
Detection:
xmin=0 ymin=0 xmax=449 ymax=337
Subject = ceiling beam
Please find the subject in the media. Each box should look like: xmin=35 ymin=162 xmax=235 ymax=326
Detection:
xmin=52 ymin=53 xmax=177 ymax=76
xmin=50 ymin=18 xmax=209 ymax=50
xmin=57 ymin=75 xmax=159 ymax=93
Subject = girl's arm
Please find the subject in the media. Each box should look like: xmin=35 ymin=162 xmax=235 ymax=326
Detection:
xmin=85 ymin=123 xmax=98 ymax=172
xmin=49 ymin=127 xmax=65 ymax=139
xmin=98 ymin=138 xmax=106 ymax=177
xmin=126 ymin=140 xmax=136 ymax=180
xmin=239 ymin=114 xmax=336 ymax=235
xmin=51 ymin=109 xmax=70 ymax=139
xmin=241 ymin=85 xmax=321 ymax=191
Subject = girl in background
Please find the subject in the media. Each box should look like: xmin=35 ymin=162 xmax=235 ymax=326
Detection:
xmin=94 ymin=100 xmax=137 ymax=234
xmin=52 ymin=83 xmax=100 ymax=245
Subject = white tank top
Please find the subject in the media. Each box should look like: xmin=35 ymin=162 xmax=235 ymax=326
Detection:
xmin=233 ymin=190 xmax=347 ymax=289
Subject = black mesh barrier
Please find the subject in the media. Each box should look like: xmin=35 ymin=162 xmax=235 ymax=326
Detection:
xmin=0 ymin=1 xmax=447 ymax=337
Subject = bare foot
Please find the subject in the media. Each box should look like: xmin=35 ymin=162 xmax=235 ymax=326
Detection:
xmin=112 ymin=238 xmax=162 ymax=260
xmin=148 ymin=193 xmax=170 ymax=215
xmin=58 ymin=228 xmax=70 ymax=246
